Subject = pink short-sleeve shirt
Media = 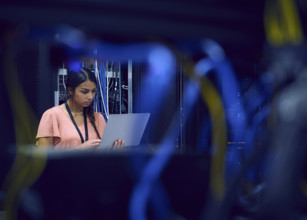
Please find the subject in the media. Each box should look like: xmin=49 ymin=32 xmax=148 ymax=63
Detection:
xmin=36 ymin=105 xmax=106 ymax=149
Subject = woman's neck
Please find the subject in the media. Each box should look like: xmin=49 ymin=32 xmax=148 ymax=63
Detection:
xmin=67 ymin=99 xmax=83 ymax=114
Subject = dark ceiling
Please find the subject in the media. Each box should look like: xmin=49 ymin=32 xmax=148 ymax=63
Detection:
xmin=0 ymin=0 xmax=306 ymax=77
xmin=0 ymin=1 xmax=266 ymax=42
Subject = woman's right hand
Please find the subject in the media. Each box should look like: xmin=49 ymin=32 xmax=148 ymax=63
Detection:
xmin=77 ymin=139 xmax=101 ymax=149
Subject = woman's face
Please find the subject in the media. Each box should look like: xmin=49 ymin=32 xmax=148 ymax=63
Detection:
xmin=70 ymin=80 xmax=97 ymax=107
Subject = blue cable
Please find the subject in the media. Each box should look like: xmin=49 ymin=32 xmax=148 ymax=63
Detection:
xmin=129 ymin=80 xmax=201 ymax=220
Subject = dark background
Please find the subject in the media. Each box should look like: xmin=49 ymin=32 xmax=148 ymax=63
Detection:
xmin=1 ymin=1 xmax=307 ymax=219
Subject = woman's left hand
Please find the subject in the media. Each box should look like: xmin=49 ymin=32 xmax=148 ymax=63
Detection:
xmin=113 ymin=139 xmax=124 ymax=149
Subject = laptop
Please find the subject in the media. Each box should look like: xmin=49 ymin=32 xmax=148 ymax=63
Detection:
xmin=98 ymin=113 xmax=150 ymax=149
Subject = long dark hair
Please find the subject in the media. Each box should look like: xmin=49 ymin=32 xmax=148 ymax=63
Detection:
xmin=66 ymin=67 xmax=101 ymax=139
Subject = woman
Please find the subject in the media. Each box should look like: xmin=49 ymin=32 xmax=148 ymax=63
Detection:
xmin=36 ymin=67 xmax=123 ymax=149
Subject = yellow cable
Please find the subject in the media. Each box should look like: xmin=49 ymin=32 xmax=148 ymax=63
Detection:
xmin=200 ymin=77 xmax=227 ymax=201
xmin=264 ymin=0 xmax=303 ymax=47
xmin=264 ymin=4 xmax=285 ymax=46
xmin=4 ymin=148 xmax=47 ymax=220
xmin=180 ymin=56 xmax=227 ymax=201
xmin=280 ymin=0 xmax=303 ymax=44
xmin=2 ymin=54 xmax=37 ymax=146
xmin=4 ymin=154 xmax=32 ymax=220
xmin=1 ymin=45 xmax=47 ymax=220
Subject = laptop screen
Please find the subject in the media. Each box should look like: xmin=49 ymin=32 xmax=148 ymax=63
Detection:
xmin=98 ymin=113 xmax=150 ymax=149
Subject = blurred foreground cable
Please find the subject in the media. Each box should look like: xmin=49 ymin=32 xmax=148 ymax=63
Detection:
xmin=129 ymin=41 xmax=228 ymax=219
xmin=264 ymin=0 xmax=303 ymax=47
xmin=253 ymin=0 xmax=307 ymax=218
xmin=256 ymin=45 xmax=307 ymax=219
xmin=174 ymin=39 xmax=228 ymax=203
xmin=213 ymin=1 xmax=307 ymax=218
xmin=1 ymin=26 xmax=47 ymax=220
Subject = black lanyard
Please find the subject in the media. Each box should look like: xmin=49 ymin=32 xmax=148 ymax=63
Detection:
xmin=65 ymin=102 xmax=88 ymax=143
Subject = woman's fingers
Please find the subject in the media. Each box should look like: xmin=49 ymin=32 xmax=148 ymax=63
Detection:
xmin=113 ymin=139 xmax=124 ymax=148
xmin=92 ymin=139 xmax=101 ymax=146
